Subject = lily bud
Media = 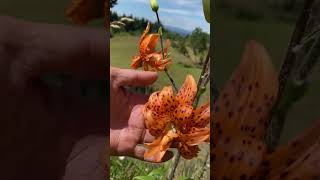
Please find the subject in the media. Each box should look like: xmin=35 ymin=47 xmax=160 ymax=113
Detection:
xmin=150 ymin=0 xmax=159 ymax=12
xmin=202 ymin=0 xmax=210 ymax=23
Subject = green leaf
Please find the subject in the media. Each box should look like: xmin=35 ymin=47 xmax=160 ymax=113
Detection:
xmin=148 ymin=167 xmax=166 ymax=177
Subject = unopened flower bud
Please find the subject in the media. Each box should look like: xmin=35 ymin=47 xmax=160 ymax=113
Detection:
xmin=150 ymin=0 xmax=159 ymax=12
xmin=202 ymin=0 xmax=210 ymax=23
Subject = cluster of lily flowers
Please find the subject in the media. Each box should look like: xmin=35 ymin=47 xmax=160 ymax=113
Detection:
xmin=131 ymin=23 xmax=210 ymax=162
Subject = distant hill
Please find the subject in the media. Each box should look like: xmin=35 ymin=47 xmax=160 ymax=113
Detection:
xmin=165 ymin=25 xmax=192 ymax=36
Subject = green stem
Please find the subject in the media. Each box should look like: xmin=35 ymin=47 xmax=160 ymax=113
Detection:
xmin=155 ymin=11 xmax=179 ymax=180
xmin=155 ymin=11 xmax=178 ymax=92
xmin=194 ymin=47 xmax=210 ymax=107
xmin=266 ymin=0 xmax=315 ymax=149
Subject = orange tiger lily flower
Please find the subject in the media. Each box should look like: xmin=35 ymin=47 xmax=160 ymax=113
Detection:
xmin=212 ymin=40 xmax=320 ymax=179
xmin=143 ymin=75 xmax=210 ymax=162
xmin=131 ymin=23 xmax=172 ymax=71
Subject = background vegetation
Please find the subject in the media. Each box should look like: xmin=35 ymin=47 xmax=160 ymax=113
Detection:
xmin=111 ymin=11 xmax=210 ymax=68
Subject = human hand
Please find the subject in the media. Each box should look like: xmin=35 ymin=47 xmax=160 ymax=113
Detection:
xmin=110 ymin=67 xmax=173 ymax=162
xmin=0 ymin=16 xmax=107 ymax=180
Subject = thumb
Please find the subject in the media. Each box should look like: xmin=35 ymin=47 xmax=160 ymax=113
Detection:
xmin=111 ymin=67 xmax=158 ymax=87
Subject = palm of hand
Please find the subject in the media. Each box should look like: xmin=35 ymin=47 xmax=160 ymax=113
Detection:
xmin=109 ymin=68 xmax=173 ymax=162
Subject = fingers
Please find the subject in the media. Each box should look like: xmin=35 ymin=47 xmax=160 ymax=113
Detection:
xmin=142 ymin=130 xmax=155 ymax=144
xmin=129 ymin=105 xmax=155 ymax=144
xmin=111 ymin=67 xmax=158 ymax=88
xmin=132 ymin=145 xmax=174 ymax=163
xmin=11 ymin=18 xmax=108 ymax=82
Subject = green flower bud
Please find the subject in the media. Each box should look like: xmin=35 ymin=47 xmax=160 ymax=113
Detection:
xmin=202 ymin=0 xmax=210 ymax=23
xmin=150 ymin=0 xmax=159 ymax=12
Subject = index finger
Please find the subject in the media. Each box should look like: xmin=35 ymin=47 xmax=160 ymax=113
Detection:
xmin=8 ymin=17 xmax=108 ymax=84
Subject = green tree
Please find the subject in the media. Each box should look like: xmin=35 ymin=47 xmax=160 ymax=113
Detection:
xmin=189 ymin=27 xmax=209 ymax=54
xmin=110 ymin=0 xmax=117 ymax=8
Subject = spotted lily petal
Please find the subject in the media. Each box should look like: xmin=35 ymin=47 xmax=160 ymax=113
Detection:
xmin=178 ymin=143 xmax=200 ymax=159
xmin=172 ymin=104 xmax=194 ymax=132
xmin=192 ymin=102 xmax=210 ymax=128
xmin=145 ymin=87 xmax=177 ymax=114
xmin=257 ymin=121 xmax=320 ymax=179
xmin=267 ymin=143 xmax=320 ymax=180
xmin=144 ymin=108 xmax=170 ymax=137
xmin=177 ymin=75 xmax=197 ymax=105
xmin=179 ymin=127 xmax=210 ymax=146
xmin=214 ymin=40 xmax=279 ymax=141
xmin=212 ymin=135 xmax=267 ymax=179
xmin=144 ymin=130 xmax=178 ymax=162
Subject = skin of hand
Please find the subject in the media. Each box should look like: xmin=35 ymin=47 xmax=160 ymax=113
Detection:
xmin=0 ymin=16 xmax=107 ymax=180
xmin=109 ymin=67 xmax=173 ymax=162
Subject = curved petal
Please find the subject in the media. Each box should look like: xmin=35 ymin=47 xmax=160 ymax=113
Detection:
xmin=179 ymin=127 xmax=210 ymax=146
xmin=177 ymin=75 xmax=197 ymax=105
xmin=143 ymin=105 xmax=170 ymax=137
xmin=158 ymin=86 xmax=178 ymax=112
xmin=212 ymin=135 xmax=267 ymax=179
xmin=178 ymin=143 xmax=200 ymax=159
xmin=265 ymin=142 xmax=320 ymax=180
xmin=140 ymin=34 xmax=159 ymax=55
xmin=145 ymin=52 xmax=172 ymax=71
xmin=257 ymin=121 xmax=320 ymax=179
xmin=145 ymin=91 xmax=161 ymax=111
xmin=172 ymin=104 xmax=194 ymax=133
xmin=140 ymin=22 xmax=151 ymax=44
xmin=144 ymin=136 xmax=167 ymax=162
xmin=146 ymin=86 xmax=177 ymax=113
xmin=192 ymin=102 xmax=210 ymax=128
xmin=130 ymin=55 xmax=142 ymax=69
xmin=144 ymin=130 xmax=178 ymax=162
xmin=213 ymin=40 xmax=279 ymax=141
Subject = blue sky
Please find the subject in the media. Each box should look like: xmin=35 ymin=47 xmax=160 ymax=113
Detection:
xmin=112 ymin=0 xmax=210 ymax=33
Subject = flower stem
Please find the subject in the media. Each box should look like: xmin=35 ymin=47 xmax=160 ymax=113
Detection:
xmin=195 ymin=47 xmax=210 ymax=107
xmin=167 ymin=151 xmax=180 ymax=180
xmin=154 ymin=11 xmax=179 ymax=180
xmin=155 ymin=11 xmax=178 ymax=92
xmin=266 ymin=0 xmax=315 ymax=149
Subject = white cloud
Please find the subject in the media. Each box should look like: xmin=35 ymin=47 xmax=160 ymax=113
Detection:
xmin=115 ymin=0 xmax=210 ymax=33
